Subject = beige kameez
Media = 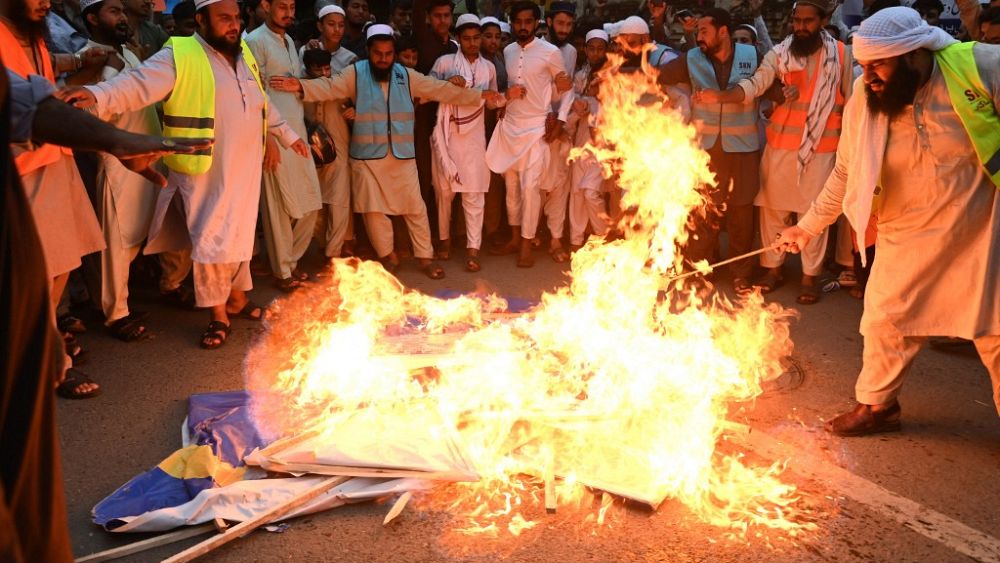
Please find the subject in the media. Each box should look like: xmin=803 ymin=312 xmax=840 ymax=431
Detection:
xmin=300 ymin=64 xmax=482 ymax=259
xmin=798 ymin=44 xmax=1000 ymax=412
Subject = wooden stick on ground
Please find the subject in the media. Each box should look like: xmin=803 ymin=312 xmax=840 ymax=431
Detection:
xmin=162 ymin=475 xmax=350 ymax=563
xmin=74 ymin=523 xmax=216 ymax=563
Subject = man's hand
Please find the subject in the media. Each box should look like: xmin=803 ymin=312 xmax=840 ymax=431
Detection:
xmin=691 ymin=88 xmax=723 ymax=104
xmin=543 ymin=112 xmax=565 ymax=143
xmin=649 ymin=0 xmax=667 ymax=20
xmin=111 ymin=137 xmax=214 ymax=187
xmin=263 ymin=135 xmax=281 ymax=171
xmin=342 ymin=106 xmax=356 ymax=121
xmin=749 ymin=0 xmax=764 ymax=17
xmin=776 ymin=225 xmax=813 ymax=254
xmin=506 ymin=84 xmax=527 ymax=101
xmin=572 ymin=98 xmax=589 ymax=117
xmin=781 ymin=84 xmax=800 ymax=103
xmin=78 ymin=47 xmax=110 ymax=70
xmin=290 ymin=139 xmax=309 ymax=158
xmin=447 ymin=75 xmax=467 ymax=88
xmin=106 ymin=51 xmax=126 ymax=72
xmin=554 ymin=71 xmax=572 ymax=94
xmin=269 ymin=76 xmax=302 ymax=93
xmin=681 ymin=14 xmax=698 ymax=33
xmin=57 ymin=86 xmax=97 ymax=108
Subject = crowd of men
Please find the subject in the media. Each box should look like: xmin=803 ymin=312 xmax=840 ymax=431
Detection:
xmin=4 ymin=0 xmax=1000 ymax=421
xmin=3 ymin=0 xmax=1000 ymax=557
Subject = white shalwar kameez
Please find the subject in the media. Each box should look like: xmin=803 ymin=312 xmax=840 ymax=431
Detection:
xmin=246 ymin=25 xmax=322 ymax=280
xmin=302 ymin=46 xmax=357 ymax=259
xmin=540 ymin=39 xmax=577 ymax=241
xmin=798 ymin=45 xmax=1000 ymax=413
xmin=430 ymin=51 xmax=497 ymax=250
xmin=567 ymin=64 xmax=609 ymax=246
xmin=81 ymin=40 xmax=160 ymax=324
xmin=486 ymin=38 xmax=573 ymax=239
xmin=300 ymin=64 xmax=483 ymax=259
xmin=85 ymin=33 xmax=300 ymax=307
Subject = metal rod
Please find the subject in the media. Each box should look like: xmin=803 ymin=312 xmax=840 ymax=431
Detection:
xmin=661 ymin=243 xmax=783 ymax=285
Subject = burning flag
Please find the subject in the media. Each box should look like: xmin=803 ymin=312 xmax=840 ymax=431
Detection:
xmin=244 ymin=49 xmax=812 ymax=538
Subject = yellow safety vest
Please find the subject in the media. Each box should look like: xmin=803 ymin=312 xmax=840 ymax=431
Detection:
xmin=162 ymin=36 xmax=266 ymax=175
xmin=935 ymin=42 xmax=1000 ymax=188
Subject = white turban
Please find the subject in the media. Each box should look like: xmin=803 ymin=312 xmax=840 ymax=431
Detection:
xmin=852 ymin=6 xmax=958 ymax=61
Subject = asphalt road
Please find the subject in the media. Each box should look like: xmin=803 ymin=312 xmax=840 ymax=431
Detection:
xmin=58 ymin=245 xmax=1000 ymax=563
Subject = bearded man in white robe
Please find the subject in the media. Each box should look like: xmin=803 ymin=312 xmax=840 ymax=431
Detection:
xmin=780 ymin=8 xmax=1000 ymax=436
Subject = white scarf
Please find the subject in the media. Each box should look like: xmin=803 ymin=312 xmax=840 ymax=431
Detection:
xmin=431 ymin=52 xmax=487 ymax=186
xmin=772 ymin=30 xmax=842 ymax=172
xmin=842 ymin=7 xmax=957 ymax=264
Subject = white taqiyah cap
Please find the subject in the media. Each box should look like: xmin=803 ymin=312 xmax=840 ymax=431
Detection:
xmin=585 ymin=29 xmax=609 ymax=43
xmin=499 ymin=22 xmax=511 ymax=34
xmin=317 ymin=4 xmax=345 ymax=20
xmin=455 ymin=13 xmax=481 ymax=30
xmin=193 ymin=0 xmax=223 ymax=10
xmin=365 ymin=23 xmax=395 ymax=41
xmin=79 ymin=0 xmax=104 ymax=12
xmin=480 ymin=16 xmax=501 ymax=29
xmin=619 ymin=15 xmax=649 ymax=35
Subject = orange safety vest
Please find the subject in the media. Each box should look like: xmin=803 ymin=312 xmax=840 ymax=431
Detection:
xmin=765 ymin=41 xmax=846 ymax=154
xmin=0 ymin=20 xmax=71 ymax=175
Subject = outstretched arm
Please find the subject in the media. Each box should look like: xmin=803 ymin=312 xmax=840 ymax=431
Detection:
xmin=62 ymin=46 xmax=177 ymax=119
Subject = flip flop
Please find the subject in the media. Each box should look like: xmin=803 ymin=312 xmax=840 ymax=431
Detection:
xmin=56 ymin=368 xmax=101 ymax=400
xmin=200 ymin=320 xmax=231 ymax=349
xmin=379 ymin=254 xmax=401 ymax=274
xmin=549 ymin=246 xmax=570 ymax=263
xmin=57 ymin=314 xmax=86 ymax=334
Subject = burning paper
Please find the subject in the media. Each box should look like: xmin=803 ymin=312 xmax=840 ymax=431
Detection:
xmin=245 ymin=50 xmax=809 ymax=537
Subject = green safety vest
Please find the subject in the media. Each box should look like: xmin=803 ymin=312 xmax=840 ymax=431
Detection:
xmin=935 ymin=42 xmax=1000 ymax=188
xmin=162 ymin=36 xmax=266 ymax=175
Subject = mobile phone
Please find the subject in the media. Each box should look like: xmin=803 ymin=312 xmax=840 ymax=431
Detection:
xmin=675 ymin=9 xmax=694 ymax=19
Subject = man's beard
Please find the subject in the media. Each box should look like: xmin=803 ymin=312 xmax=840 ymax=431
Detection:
xmin=10 ymin=0 xmax=50 ymax=42
xmin=515 ymin=29 xmax=532 ymax=42
xmin=204 ymin=30 xmax=241 ymax=58
xmin=370 ymin=63 xmax=392 ymax=82
xmin=112 ymin=23 xmax=130 ymax=44
xmin=622 ymin=51 xmax=642 ymax=69
xmin=865 ymin=58 xmax=922 ymax=119
xmin=548 ymin=31 xmax=567 ymax=47
xmin=789 ymin=29 xmax=823 ymax=58
xmin=698 ymin=40 xmax=721 ymax=56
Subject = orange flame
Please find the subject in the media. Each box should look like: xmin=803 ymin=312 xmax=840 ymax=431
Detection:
xmin=245 ymin=50 xmax=813 ymax=538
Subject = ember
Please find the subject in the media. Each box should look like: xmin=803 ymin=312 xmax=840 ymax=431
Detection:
xmin=245 ymin=50 xmax=812 ymax=538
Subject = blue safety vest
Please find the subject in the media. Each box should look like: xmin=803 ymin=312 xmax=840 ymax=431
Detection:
xmin=687 ymin=43 xmax=759 ymax=153
xmin=649 ymin=43 xmax=678 ymax=67
xmin=350 ymin=60 xmax=415 ymax=160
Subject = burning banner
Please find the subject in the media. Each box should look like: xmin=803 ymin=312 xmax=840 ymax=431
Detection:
xmin=243 ymin=51 xmax=811 ymax=538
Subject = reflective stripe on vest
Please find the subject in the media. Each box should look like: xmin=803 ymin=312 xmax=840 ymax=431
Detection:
xmin=162 ymin=36 xmax=266 ymax=175
xmin=350 ymin=61 xmax=415 ymax=160
xmin=935 ymin=42 xmax=1000 ymax=188
xmin=0 ymin=21 xmax=70 ymax=175
xmin=688 ymin=43 xmax=760 ymax=153
xmin=765 ymin=41 xmax=846 ymax=154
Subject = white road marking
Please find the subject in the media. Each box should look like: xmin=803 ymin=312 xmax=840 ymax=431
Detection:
xmin=748 ymin=430 xmax=1000 ymax=563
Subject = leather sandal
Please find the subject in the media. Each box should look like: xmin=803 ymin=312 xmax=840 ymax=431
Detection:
xmin=825 ymin=402 xmax=901 ymax=437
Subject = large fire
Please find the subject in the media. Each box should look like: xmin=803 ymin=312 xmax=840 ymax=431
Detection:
xmin=245 ymin=51 xmax=811 ymax=539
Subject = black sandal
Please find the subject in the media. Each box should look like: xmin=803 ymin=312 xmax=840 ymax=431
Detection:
xmin=754 ymin=273 xmax=784 ymax=294
xmin=200 ymin=320 xmax=231 ymax=349
xmin=379 ymin=253 xmax=401 ymax=274
xmin=161 ymin=286 xmax=197 ymax=310
xmin=56 ymin=368 xmax=101 ymax=400
xmin=108 ymin=311 xmax=149 ymax=342
xmin=57 ymin=314 xmax=86 ymax=334
xmin=275 ymin=277 xmax=306 ymax=293
xmin=465 ymin=255 xmax=482 ymax=273
xmin=231 ymin=300 xmax=267 ymax=322
xmin=796 ymin=284 xmax=821 ymax=305
xmin=420 ymin=261 xmax=446 ymax=280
